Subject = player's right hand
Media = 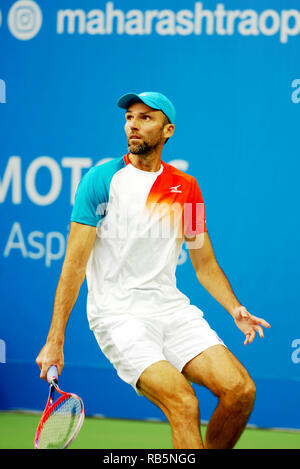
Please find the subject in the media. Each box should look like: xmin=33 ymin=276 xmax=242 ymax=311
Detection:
xmin=36 ymin=342 xmax=64 ymax=381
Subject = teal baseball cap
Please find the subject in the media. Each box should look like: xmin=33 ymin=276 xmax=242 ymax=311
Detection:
xmin=117 ymin=91 xmax=176 ymax=124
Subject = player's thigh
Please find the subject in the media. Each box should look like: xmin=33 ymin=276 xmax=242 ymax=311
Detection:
xmin=182 ymin=344 xmax=254 ymax=398
xmin=137 ymin=360 xmax=197 ymax=415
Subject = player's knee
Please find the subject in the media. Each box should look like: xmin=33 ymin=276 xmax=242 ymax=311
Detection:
xmin=238 ymin=377 xmax=256 ymax=411
xmin=168 ymin=390 xmax=199 ymax=423
xmin=222 ymin=375 xmax=256 ymax=413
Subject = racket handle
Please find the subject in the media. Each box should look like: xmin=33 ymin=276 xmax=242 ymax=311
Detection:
xmin=47 ymin=365 xmax=58 ymax=383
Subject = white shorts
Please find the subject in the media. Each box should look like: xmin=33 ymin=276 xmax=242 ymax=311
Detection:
xmin=92 ymin=305 xmax=225 ymax=395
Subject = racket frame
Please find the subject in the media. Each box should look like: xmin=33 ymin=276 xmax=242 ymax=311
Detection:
xmin=34 ymin=380 xmax=85 ymax=449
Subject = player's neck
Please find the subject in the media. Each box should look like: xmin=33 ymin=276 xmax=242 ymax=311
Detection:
xmin=128 ymin=151 xmax=162 ymax=173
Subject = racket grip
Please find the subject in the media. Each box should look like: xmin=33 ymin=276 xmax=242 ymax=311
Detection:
xmin=47 ymin=365 xmax=58 ymax=383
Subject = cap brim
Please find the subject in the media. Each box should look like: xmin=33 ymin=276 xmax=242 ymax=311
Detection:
xmin=117 ymin=93 xmax=162 ymax=112
xmin=117 ymin=93 xmax=142 ymax=109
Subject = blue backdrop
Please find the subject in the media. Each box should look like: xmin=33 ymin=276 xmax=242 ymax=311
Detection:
xmin=1 ymin=0 xmax=300 ymax=431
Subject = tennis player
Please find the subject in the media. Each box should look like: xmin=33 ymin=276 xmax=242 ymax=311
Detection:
xmin=36 ymin=91 xmax=270 ymax=449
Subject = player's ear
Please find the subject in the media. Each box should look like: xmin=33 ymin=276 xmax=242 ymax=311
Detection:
xmin=164 ymin=123 xmax=175 ymax=139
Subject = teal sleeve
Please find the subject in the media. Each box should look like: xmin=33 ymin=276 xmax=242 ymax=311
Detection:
xmin=70 ymin=166 xmax=107 ymax=227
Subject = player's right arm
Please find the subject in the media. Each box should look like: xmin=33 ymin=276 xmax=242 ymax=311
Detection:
xmin=36 ymin=221 xmax=96 ymax=380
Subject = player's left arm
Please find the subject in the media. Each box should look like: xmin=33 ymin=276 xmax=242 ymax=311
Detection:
xmin=186 ymin=232 xmax=271 ymax=344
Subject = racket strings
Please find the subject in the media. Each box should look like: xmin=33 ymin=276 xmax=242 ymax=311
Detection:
xmin=38 ymin=396 xmax=83 ymax=449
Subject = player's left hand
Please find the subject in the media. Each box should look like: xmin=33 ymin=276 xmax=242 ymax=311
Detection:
xmin=232 ymin=306 xmax=271 ymax=345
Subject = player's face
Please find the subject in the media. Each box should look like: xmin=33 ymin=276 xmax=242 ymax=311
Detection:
xmin=125 ymin=102 xmax=172 ymax=155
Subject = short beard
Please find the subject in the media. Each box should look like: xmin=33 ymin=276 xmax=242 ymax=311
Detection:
xmin=128 ymin=141 xmax=158 ymax=155
xmin=128 ymin=133 xmax=164 ymax=156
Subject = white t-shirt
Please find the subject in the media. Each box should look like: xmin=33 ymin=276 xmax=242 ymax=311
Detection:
xmin=71 ymin=154 xmax=206 ymax=329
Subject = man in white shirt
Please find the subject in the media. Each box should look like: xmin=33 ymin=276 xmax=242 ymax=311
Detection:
xmin=36 ymin=91 xmax=270 ymax=449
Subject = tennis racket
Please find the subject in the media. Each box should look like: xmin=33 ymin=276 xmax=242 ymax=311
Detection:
xmin=34 ymin=365 xmax=85 ymax=449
